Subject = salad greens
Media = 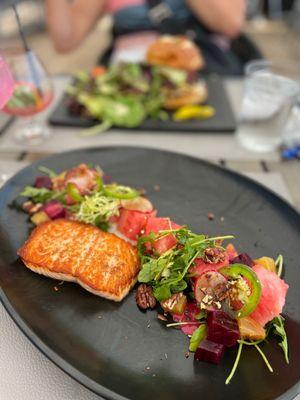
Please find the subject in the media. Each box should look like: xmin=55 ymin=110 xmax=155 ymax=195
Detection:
xmin=72 ymin=192 xmax=120 ymax=226
xmin=137 ymin=227 xmax=234 ymax=301
xmin=67 ymin=63 xmax=198 ymax=134
xmin=20 ymin=186 xmax=66 ymax=204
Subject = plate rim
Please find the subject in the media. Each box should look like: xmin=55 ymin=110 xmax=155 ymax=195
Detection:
xmin=0 ymin=145 xmax=299 ymax=400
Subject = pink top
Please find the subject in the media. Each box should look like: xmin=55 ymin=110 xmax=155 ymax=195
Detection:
xmin=105 ymin=0 xmax=144 ymax=13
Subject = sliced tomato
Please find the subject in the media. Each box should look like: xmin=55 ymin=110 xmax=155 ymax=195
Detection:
xmin=143 ymin=217 xmax=181 ymax=255
xmin=194 ymin=271 xmax=227 ymax=305
xmin=117 ymin=209 xmax=156 ymax=242
xmin=238 ymin=316 xmax=266 ymax=340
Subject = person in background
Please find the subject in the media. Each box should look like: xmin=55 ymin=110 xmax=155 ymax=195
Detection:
xmin=45 ymin=0 xmax=248 ymax=75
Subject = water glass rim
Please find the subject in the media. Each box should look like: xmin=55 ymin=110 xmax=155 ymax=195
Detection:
xmin=245 ymin=60 xmax=300 ymax=79
xmin=245 ymin=60 xmax=300 ymax=97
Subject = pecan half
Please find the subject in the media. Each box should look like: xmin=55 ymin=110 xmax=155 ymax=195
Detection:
xmin=135 ymin=284 xmax=156 ymax=310
xmin=22 ymin=201 xmax=43 ymax=215
xmin=203 ymin=247 xmax=226 ymax=264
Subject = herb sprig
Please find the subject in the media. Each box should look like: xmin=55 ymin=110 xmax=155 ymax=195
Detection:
xmin=137 ymin=227 xmax=234 ymax=301
xmin=271 ymin=315 xmax=289 ymax=363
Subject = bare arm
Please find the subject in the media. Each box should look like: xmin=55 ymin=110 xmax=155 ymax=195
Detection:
xmin=186 ymin=0 xmax=246 ymax=38
xmin=45 ymin=0 xmax=107 ymax=53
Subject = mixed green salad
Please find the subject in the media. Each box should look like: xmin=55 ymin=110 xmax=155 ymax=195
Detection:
xmin=66 ymin=62 xmax=213 ymax=134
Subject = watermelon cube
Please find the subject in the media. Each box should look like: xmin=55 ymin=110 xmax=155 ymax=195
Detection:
xmin=143 ymin=217 xmax=181 ymax=254
xmin=117 ymin=209 xmax=156 ymax=242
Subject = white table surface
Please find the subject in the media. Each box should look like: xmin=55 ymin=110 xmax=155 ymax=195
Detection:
xmin=0 ymin=77 xmax=280 ymax=161
xmin=0 ymin=76 xmax=299 ymax=400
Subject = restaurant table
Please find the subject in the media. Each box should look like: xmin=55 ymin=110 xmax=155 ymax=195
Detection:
xmin=0 ymin=76 xmax=299 ymax=400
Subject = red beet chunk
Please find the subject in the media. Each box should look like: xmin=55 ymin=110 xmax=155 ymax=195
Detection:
xmin=194 ymin=339 xmax=225 ymax=364
xmin=230 ymin=253 xmax=253 ymax=267
xmin=43 ymin=201 xmax=66 ymax=219
xmin=207 ymin=311 xmax=240 ymax=347
xmin=34 ymin=175 xmax=53 ymax=190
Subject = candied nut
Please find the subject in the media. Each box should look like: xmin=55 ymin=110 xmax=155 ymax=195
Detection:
xmin=135 ymin=284 xmax=157 ymax=310
xmin=203 ymin=247 xmax=226 ymax=264
xmin=22 ymin=201 xmax=34 ymax=213
xmin=23 ymin=201 xmax=43 ymax=215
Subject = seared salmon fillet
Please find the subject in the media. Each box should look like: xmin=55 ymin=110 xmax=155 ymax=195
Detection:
xmin=18 ymin=219 xmax=140 ymax=301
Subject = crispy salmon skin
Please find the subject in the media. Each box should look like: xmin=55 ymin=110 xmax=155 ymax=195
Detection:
xmin=18 ymin=219 xmax=140 ymax=301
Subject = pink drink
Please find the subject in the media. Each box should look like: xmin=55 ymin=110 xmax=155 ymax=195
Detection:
xmin=0 ymin=56 xmax=14 ymax=109
xmin=3 ymin=82 xmax=53 ymax=117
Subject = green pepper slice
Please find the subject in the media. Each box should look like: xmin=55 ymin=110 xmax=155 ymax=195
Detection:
xmin=66 ymin=182 xmax=84 ymax=203
xmin=103 ymin=184 xmax=139 ymax=199
xmin=219 ymin=263 xmax=262 ymax=318
xmin=189 ymin=324 xmax=207 ymax=352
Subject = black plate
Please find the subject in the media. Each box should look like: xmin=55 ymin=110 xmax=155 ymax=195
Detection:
xmin=48 ymin=75 xmax=236 ymax=133
xmin=0 ymin=147 xmax=299 ymax=400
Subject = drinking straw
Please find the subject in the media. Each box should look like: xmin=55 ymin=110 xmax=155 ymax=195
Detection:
xmin=12 ymin=4 xmax=43 ymax=97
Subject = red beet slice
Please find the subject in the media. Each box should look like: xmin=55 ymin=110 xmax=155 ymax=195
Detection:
xmin=194 ymin=339 xmax=225 ymax=364
xmin=43 ymin=201 xmax=66 ymax=219
xmin=207 ymin=311 xmax=240 ymax=347
xmin=34 ymin=176 xmax=53 ymax=190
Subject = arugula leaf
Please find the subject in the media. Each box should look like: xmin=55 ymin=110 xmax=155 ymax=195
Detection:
xmin=138 ymin=259 xmax=165 ymax=283
xmin=272 ymin=315 xmax=289 ymax=363
xmin=189 ymin=324 xmax=206 ymax=352
xmin=153 ymin=285 xmax=171 ymax=302
xmin=20 ymin=186 xmax=65 ymax=204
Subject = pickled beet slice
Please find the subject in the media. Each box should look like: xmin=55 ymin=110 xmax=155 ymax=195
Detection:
xmin=231 ymin=253 xmax=253 ymax=267
xmin=194 ymin=339 xmax=225 ymax=364
xmin=34 ymin=176 xmax=53 ymax=190
xmin=207 ymin=311 xmax=240 ymax=347
xmin=43 ymin=201 xmax=66 ymax=219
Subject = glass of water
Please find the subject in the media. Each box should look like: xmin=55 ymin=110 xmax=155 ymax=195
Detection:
xmin=237 ymin=60 xmax=300 ymax=152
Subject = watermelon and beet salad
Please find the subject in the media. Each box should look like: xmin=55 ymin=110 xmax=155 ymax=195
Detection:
xmin=136 ymin=222 xmax=290 ymax=383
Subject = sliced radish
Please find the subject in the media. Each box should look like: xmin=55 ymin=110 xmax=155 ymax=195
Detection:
xmin=121 ymin=196 xmax=153 ymax=212
xmin=194 ymin=271 xmax=227 ymax=305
